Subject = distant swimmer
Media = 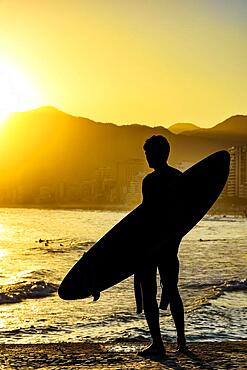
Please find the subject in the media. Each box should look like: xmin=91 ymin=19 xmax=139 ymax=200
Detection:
xmin=135 ymin=135 xmax=186 ymax=357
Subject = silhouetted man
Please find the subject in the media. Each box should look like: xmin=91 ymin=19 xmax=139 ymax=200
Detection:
xmin=134 ymin=135 xmax=186 ymax=357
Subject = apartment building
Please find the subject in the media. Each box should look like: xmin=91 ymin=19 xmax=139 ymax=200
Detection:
xmin=226 ymin=145 xmax=247 ymax=198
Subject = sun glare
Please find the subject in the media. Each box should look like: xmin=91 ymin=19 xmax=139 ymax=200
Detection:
xmin=0 ymin=60 xmax=40 ymax=123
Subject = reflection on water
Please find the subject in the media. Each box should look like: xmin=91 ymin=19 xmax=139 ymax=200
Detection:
xmin=0 ymin=208 xmax=246 ymax=343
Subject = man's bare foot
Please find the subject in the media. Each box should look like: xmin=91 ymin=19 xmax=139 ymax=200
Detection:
xmin=177 ymin=337 xmax=187 ymax=353
xmin=138 ymin=342 xmax=166 ymax=357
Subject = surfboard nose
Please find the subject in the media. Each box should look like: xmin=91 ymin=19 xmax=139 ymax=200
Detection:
xmin=58 ymin=268 xmax=93 ymax=300
xmin=58 ymin=282 xmax=73 ymax=300
xmin=58 ymin=276 xmax=83 ymax=300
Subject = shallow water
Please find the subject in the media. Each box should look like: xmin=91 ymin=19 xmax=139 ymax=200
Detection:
xmin=0 ymin=208 xmax=246 ymax=343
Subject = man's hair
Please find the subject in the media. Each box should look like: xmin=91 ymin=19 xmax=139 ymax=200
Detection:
xmin=143 ymin=135 xmax=170 ymax=161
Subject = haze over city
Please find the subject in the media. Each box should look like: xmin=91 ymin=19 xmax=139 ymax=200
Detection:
xmin=0 ymin=0 xmax=246 ymax=127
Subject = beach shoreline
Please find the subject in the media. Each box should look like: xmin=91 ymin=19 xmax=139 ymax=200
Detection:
xmin=0 ymin=203 xmax=246 ymax=217
xmin=0 ymin=341 xmax=246 ymax=369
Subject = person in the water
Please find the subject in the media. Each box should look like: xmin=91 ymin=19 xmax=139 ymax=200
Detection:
xmin=135 ymin=135 xmax=186 ymax=357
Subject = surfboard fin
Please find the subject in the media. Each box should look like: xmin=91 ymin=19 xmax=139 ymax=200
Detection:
xmin=93 ymin=291 xmax=100 ymax=301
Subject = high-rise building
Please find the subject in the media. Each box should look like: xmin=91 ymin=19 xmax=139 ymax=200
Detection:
xmin=226 ymin=145 xmax=247 ymax=198
xmin=116 ymin=159 xmax=146 ymax=202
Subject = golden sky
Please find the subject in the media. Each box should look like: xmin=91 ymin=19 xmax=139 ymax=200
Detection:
xmin=0 ymin=0 xmax=246 ymax=127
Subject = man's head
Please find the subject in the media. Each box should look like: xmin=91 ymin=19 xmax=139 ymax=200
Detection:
xmin=143 ymin=135 xmax=170 ymax=169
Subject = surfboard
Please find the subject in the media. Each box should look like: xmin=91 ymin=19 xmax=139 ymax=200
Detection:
xmin=58 ymin=150 xmax=230 ymax=300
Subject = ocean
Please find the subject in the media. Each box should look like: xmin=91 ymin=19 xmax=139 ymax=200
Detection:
xmin=0 ymin=208 xmax=246 ymax=344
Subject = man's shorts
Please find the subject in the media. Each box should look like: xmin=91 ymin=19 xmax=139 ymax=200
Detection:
xmin=158 ymin=254 xmax=180 ymax=310
xmin=134 ymin=244 xmax=180 ymax=312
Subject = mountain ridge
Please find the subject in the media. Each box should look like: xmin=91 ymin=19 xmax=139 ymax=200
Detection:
xmin=168 ymin=123 xmax=201 ymax=134
xmin=181 ymin=114 xmax=247 ymax=141
xmin=7 ymin=106 xmax=247 ymax=133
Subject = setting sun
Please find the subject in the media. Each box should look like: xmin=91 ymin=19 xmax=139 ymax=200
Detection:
xmin=0 ymin=60 xmax=40 ymax=123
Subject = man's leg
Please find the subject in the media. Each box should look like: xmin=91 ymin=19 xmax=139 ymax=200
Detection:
xmin=158 ymin=254 xmax=187 ymax=352
xmin=169 ymin=288 xmax=187 ymax=352
xmin=138 ymin=265 xmax=165 ymax=356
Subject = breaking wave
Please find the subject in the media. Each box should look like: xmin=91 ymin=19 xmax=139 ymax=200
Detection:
xmin=219 ymin=279 xmax=247 ymax=292
xmin=183 ymin=279 xmax=247 ymax=312
xmin=184 ymin=279 xmax=247 ymax=292
xmin=0 ymin=280 xmax=58 ymax=304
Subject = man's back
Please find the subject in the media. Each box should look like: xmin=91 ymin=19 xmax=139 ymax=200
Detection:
xmin=142 ymin=164 xmax=182 ymax=206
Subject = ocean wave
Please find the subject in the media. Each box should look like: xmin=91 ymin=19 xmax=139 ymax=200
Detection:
xmin=0 ymin=280 xmax=58 ymax=305
xmin=0 ymin=324 xmax=62 ymax=337
xmin=28 ymin=269 xmax=52 ymax=279
xmin=183 ymin=279 xmax=247 ymax=312
xmin=219 ymin=279 xmax=247 ymax=293
xmin=198 ymin=238 xmax=228 ymax=242
xmin=184 ymin=279 xmax=247 ymax=292
xmin=204 ymin=215 xmax=244 ymax=222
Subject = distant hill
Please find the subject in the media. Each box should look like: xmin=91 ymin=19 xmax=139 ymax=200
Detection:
xmin=181 ymin=115 xmax=247 ymax=143
xmin=0 ymin=106 xmax=246 ymax=205
xmin=211 ymin=115 xmax=247 ymax=133
xmin=168 ymin=123 xmax=200 ymax=134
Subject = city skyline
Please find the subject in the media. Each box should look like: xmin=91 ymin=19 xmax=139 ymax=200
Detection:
xmin=0 ymin=1 xmax=246 ymax=127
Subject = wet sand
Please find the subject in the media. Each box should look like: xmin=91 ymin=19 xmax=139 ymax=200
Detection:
xmin=0 ymin=341 xmax=246 ymax=369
